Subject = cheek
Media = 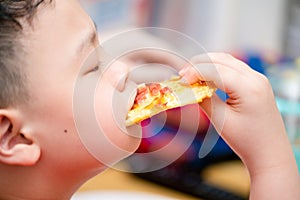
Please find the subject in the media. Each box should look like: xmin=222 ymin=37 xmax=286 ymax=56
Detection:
xmin=26 ymin=91 xmax=101 ymax=169
xmin=94 ymin=83 xmax=125 ymax=144
xmin=94 ymin=81 xmax=140 ymax=152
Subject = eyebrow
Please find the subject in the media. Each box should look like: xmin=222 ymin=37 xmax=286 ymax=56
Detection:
xmin=76 ymin=21 xmax=98 ymax=55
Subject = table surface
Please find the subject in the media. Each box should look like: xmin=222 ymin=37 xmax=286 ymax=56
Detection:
xmin=78 ymin=160 xmax=250 ymax=199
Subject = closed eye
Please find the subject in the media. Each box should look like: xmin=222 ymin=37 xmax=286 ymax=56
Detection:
xmin=85 ymin=62 xmax=102 ymax=75
xmin=89 ymin=65 xmax=99 ymax=73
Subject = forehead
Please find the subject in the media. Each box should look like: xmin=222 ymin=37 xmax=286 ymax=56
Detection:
xmin=21 ymin=0 xmax=98 ymax=112
xmin=23 ymin=0 xmax=97 ymax=94
xmin=26 ymin=0 xmax=95 ymax=66
xmin=34 ymin=0 xmax=93 ymax=33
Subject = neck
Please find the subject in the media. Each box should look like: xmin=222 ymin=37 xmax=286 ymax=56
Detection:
xmin=0 ymin=164 xmax=105 ymax=200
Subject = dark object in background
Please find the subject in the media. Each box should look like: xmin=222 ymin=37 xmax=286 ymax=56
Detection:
xmin=126 ymin=123 xmax=248 ymax=200
xmin=132 ymin=165 xmax=246 ymax=200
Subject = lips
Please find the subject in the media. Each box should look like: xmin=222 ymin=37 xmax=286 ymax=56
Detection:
xmin=128 ymin=87 xmax=137 ymax=111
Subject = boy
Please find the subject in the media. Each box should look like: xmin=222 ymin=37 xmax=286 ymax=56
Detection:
xmin=0 ymin=0 xmax=141 ymax=199
xmin=0 ymin=0 xmax=299 ymax=200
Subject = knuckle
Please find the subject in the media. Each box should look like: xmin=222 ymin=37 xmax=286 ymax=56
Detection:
xmin=248 ymin=73 xmax=272 ymax=95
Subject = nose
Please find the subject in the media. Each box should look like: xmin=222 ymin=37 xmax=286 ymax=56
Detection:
xmin=106 ymin=60 xmax=129 ymax=92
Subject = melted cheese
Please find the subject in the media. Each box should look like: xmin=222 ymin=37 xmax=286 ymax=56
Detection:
xmin=126 ymin=77 xmax=215 ymax=126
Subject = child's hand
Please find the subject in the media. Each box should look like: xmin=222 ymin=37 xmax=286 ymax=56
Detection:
xmin=180 ymin=53 xmax=280 ymax=166
xmin=179 ymin=53 xmax=300 ymax=199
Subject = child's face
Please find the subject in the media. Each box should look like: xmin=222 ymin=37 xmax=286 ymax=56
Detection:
xmin=21 ymin=0 xmax=141 ymax=171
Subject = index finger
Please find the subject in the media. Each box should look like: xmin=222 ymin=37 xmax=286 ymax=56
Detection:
xmin=180 ymin=63 xmax=250 ymax=97
xmin=190 ymin=52 xmax=253 ymax=75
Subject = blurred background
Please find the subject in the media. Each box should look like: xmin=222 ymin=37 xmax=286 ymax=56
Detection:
xmin=76 ymin=0 xmax=300 ymax=199
xmin=80 ymin=0 xmax=299 ymax=56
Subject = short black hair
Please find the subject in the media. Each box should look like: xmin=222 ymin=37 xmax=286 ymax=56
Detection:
xmin=0 ymin=0 xmax=46 ymax=108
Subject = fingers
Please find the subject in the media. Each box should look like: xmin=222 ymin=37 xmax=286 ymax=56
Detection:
xmin=190 ymin=52 xmax=253 ymax=75
xmin=179 ymin=53 xmax=262 ymax=97
xmin=180 ymin=62 xmax=248 ymax=96
xmin=200 ymin=93 xmax=228 ymax=134
xmin=178 ymin=52 xmax=258 ymax=134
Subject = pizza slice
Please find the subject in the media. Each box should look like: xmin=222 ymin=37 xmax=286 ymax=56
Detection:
xmin=126 ymin=76 xmax=216 ymax=126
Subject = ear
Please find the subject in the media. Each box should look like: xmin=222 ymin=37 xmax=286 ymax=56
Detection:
xmin=0 ymin=109 xmax=41 ymax=166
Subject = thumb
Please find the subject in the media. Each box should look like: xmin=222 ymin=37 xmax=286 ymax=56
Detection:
xmin=200 ymin=93 xmax=227 ymax=135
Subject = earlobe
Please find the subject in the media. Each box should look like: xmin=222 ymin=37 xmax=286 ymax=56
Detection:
xmin=0 ymin=111 xmax=41 ymax=166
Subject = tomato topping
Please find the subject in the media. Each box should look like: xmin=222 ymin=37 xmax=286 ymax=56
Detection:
xmin=149 ymin=83 xmax=161 ymax=96
xmin=135 ymin=96 xmax=147 ymax=104
xmin=135 ymin=87 xmax=149 ymax=105
xmin=161 ymin=86 xmax=171 ymax=94
xmin=137 ymin=86 xmax=147 ymax=94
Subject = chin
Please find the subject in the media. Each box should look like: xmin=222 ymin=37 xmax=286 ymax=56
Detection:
xmin=125 ymin=136 xmax=142 ymax=153
xmin=110 ymin=128 xmax=142 ymax=153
